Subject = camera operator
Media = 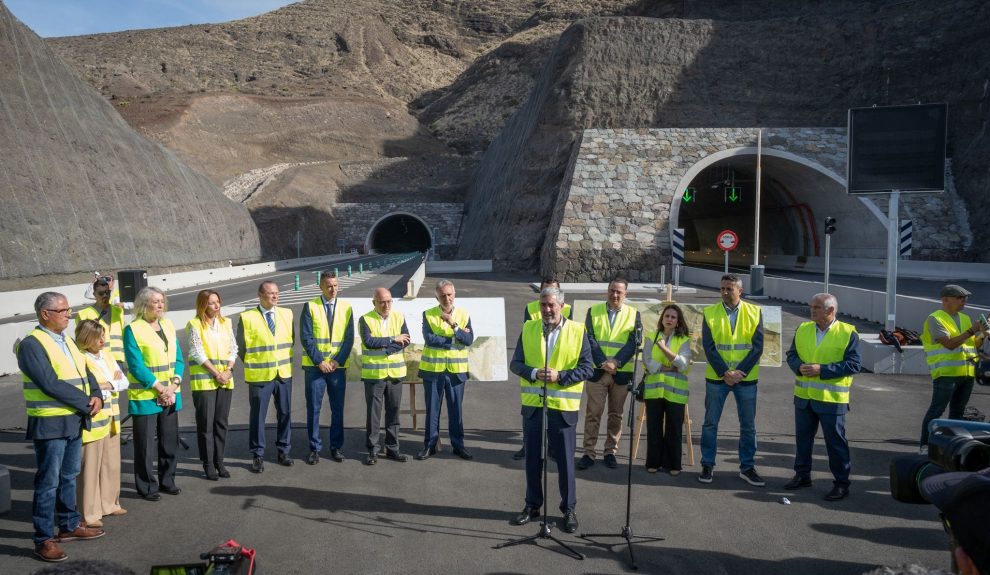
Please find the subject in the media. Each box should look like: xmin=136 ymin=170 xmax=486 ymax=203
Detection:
xmin=920 ymin=467 xmax=990 ymax=575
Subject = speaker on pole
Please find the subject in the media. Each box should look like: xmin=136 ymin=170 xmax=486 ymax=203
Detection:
xmin=117 ymin=270 xmax=148 ymax=303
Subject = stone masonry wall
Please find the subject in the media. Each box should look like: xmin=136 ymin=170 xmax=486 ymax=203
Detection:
xmin=332 ymin=203 xmax=463 ymax=259
xmin=549 ymin=127 xmax=970 ymax=281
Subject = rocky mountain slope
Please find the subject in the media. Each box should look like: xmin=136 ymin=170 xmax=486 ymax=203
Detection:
xmin=0 ymin=3 xmax=260 ymax=284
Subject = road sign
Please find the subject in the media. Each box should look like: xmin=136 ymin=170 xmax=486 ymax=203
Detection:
xmin=682 ymin=187 xmax=696 ymax=203
xmin=672 ymin=228 xmax=685 ymax=265
xmin=899 ymin=219 xmax=912 ymax=258
xmin=725 ymin=186 xmax=741 ymax=203
xmin=717 ymin=229 xmax=739 ymax=252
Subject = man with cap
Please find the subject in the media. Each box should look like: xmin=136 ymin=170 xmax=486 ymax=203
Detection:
xmin=921 ymin=467 xmax=990 ymax=575
xmin=919 ymin=285 xmax=987 ymax=452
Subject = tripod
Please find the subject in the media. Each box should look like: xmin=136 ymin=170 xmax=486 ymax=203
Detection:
xmin=495 ymin=322 xmax=584 ymax=560
xmin=581 ymin=324 xmax=663 ymax=570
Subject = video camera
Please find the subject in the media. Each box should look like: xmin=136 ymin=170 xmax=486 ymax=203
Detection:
xmin=150 ymin=541 xmax=253 ymax=575
xmin=890 ymin=419 xmax=990 ymax=504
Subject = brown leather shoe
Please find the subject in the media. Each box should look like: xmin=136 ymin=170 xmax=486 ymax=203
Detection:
xmin=57 ymin=525 xmax=105 ymax=541
xmin=34 ymin=539 xmax=68 ymax=562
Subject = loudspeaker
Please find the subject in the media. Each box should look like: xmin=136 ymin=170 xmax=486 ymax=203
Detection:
xmin=117 ymin=270 xmax=148 ymax=303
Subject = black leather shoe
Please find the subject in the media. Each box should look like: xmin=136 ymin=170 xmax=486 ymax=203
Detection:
xmin=562 ymin=511 xmax=579 ymax=533
xmin=251 ymin=456 xmax=264 ymax=474
xmin=510 ymin=506 xmax=539 ymax=526
xmin=385 ymin=449 xmax=408 ymax=462
xmin=512 ymin=447 xmax=526 ymax=460
xmin=215 ymin=463 xmax=230 ymax=478
xmin=161 ymin=485 xmax=181 ymax=495
xmin=783 ymin=475 xmax=812 ymax=490
xmin=604 ymin=454 xmax=618 ymax=468
xmin=415 ymin=446 xmax=437 ymax=460
xmin=203 ymin=464 xmax=219 ymax=481
xmin=277 ymin=452 xmax=294 ymax=467
xmin=329 ymin=449 xmax=344 ymax=462
xmin=141 ymin=492 xmax=161 ymax=502
xmin=577 ymin=455 xmax=595 ymax=470
xmin=306 ymin=451 xmax=319 ymax=465
xmin=453 ymin=447 xmax=474 ymax=460
xmin=365 ymin=452 xmax=378 ymax=465
xmin=824 ymin=485 xmax=850 ymax=501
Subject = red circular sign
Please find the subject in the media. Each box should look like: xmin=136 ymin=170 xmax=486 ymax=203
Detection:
xmin=717 ymin=229 xmax=739 ymax=252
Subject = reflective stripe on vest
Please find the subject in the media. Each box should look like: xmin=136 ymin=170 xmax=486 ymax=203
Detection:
xmin=127 ymin=318 xmax=178 ymax=409
xmin=589 ymin=303 xmax=638 ymax=373
xmin=186 ymin=317 xmax=235 ymax=391
xmin=301 ymin=298 xmax=353 ymax=368
xmin=361 ymin=310 xmax=407 ymax=380
xmin=21 ymin=329 xmax=90 ymax=417
xmin=793 ymin=321 xmax=855 ymax=404
xmin=240 ymin=307 xmax=293 ymax=383
xmin=921 ymin=310 xmax=976 ymax=379
xmin=642 ymin=331 xmax=692 ymax=404
xmin=527 ymin=300 xmax=572 ymax=322
xmin=420 ymin=307 xmax=470 ymax=374
xmin=520 ymin=319 xmax=586 ymax=412
xmin=703 ymin=301 xmax=762 ymax=381
xmin=81 ymin=352 xmax=117 ymax=442
xmin=76 ymin=305 xmax=126 ymax=364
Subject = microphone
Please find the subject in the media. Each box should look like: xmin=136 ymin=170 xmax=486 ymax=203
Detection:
xmin=635 ymin=324 xmax=643 ymax=347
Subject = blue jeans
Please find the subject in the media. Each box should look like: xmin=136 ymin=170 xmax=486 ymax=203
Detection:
xmin=305 ymin=367 xmax=347 ymax=452
xmin=920 ymin=376 xmax=974 ymax=446
xmin=32 ymin=435 xmax=82 ymax=544
xmin=701 ymin=381 xmax=758 ymax=470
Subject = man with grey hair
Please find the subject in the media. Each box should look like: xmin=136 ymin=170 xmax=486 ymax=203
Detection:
xmin=18 ymin=292 xmax=105 ymax=562
xmin=416 ymin=280 xmax=475 ymax=460
xmin=784 ymin=293 xmax=860 ymax=501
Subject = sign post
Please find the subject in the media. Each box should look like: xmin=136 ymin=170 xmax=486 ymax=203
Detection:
xmin=717 ymin=229 xmax=739 ymax=274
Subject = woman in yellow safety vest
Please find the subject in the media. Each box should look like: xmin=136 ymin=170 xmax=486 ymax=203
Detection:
xmin=74 ymin=320 xmax=128 ymax=527
xmin=186 ymin=290 xmax=237 ymax=480
xmin=641 ymin=304 xmax=693 ymax=475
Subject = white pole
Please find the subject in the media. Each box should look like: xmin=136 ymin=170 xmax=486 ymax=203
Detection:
xmin=885 ymin=192 xmax=900 ymax=330
xmin=724 ymin=250 xmax=729 ymax=274
xmin=824 ymin=234 xmax=831 ymax=293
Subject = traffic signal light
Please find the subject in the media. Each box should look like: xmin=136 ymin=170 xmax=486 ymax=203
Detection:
xmin=824 ymin=216 xmax=837 ymax=235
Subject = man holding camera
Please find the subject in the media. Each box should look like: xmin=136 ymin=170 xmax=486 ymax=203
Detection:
xmin=921 ymin=467 xmax=990 ymax=575
xmin=919 ymin=285 xmax=986 ymax=452
xmin=784 ymin=293 xmax=861 ymax=501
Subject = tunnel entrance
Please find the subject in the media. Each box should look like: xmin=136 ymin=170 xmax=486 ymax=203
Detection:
xmin=674 ymin=150 xmax=886 ymax=268
xmin=367 ymin=213 xmax=432 ymax=254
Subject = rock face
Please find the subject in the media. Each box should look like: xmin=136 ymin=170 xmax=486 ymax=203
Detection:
xmin=456 ymin=1 xmax=990 ymax=272
xmin=0 ymin=4 xmax=260 ymax=281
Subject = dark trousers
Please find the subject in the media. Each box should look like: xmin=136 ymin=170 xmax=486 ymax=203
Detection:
xmin=364 ymin=378 xmax=403 ymax=452
xmin=304 ymin=367 xmax=347 ymax=452
xmin=794 ymin=403 xmax=850 ymax=486
xmin=248 ymin=378 xmax=292 ymax=458
xmin=523 ymin=408 xmax=577 ymax=513
xmin=920 ymin=376 xmax=975 ymax=445
xmin=192 ymin=388 xmax=232 ymax=467
xmin=645 ymin=398 xmax=685 ymax=471
xmin=423 ymin=372 xmax=466 ymax=451
xmin=132 ymin=406 xmax=178 ymax=496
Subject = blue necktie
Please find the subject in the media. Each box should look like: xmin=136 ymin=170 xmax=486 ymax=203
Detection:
xmin=266 ymin=311 xmax=275 ymax=334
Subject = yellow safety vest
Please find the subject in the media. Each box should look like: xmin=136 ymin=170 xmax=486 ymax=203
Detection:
xmin=21 ymin=328 xmax=90 ymax=418
xmin=127 ymin=318 xmax=178 ymax=409
xmin=81 ymin=352 xmax=117 ymax=443
xmin=186 ymin=317 xmax=235 ymax=391
xmin=793 ymin=321 xmax=856 ymax=404
xmin=240 ymin=307 xmax=294 ymax=383
xmin=301 ymin=298 xmax=352 ymax=368
xmin=520 ymin=319 xmax=586 ymax=412
xmin=642 ymin=331 xmax=692 ymax=404
xmin=588 ymin=303 xmax=638 ymax=373
xmin=76 ymin=305 xmax=125 ymax=364
xmin=360 ymin=310 xmax=407 ymax=380
xmin=921 ymin=310 xmax=977 ymax=379
xmin=703 ymin=301 xmax=762 ymax=381
xmin=420 ymin=307 xmax=470 ymax=374
xmin=527 ymin=300 xmax=572 ymax=322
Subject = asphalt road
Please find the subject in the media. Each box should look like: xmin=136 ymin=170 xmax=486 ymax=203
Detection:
xmin=0 ymin=272 xmax=984 ymax=574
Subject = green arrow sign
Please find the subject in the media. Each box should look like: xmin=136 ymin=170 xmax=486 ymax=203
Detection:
xmin=726 ymin=186 xmax=740 ymax=203
xmin=683 ymin=187 xmax=695 ymax=203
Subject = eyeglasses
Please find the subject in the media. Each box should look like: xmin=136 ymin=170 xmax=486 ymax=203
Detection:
xmin=95 ymin=290 xmax=111 ymax=297
xmin=44 ymin=308 xmax=72 ymax=315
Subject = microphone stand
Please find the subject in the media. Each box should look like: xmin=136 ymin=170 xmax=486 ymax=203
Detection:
xmin=495 ymin=319 xmax=584 ymax=560
xmin=580 ymin=324 xmax=663 ymax=570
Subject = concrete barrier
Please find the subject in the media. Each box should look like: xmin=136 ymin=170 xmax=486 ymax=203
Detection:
xmin=0 ymin=254 xmax=358 ymax=320
xmin=425 ymin=260 xmax=493 ymax=273
xmin=405 ymin=256 xmax=428 ymax=300
xmin=763 ymin=255 xmax=990 ymax=282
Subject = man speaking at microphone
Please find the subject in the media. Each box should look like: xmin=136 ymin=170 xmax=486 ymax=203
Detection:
xmin=508 ymin=287 xmax=594 ymax=533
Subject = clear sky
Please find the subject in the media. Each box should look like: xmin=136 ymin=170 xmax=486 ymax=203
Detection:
xmin=4 ymin=0 xmax=299 ymax=38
